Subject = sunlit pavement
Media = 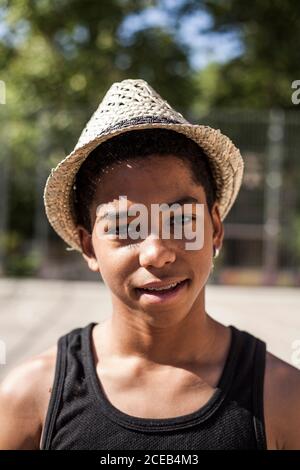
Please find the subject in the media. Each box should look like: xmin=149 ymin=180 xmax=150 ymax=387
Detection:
xmin=0 ymin=278 xmax=299 ymax=379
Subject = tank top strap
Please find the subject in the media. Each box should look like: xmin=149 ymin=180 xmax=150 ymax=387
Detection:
xmin=40 ymin=325 xmax=85 ymax=450
xmin=252 ymin=335 xmax=267 ymax=449
xmin=226 ymin=325 xmax=267 ymax=449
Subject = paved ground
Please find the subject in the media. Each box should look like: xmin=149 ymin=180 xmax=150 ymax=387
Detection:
xmin=0 ymin=278 xmax=300 ymax=380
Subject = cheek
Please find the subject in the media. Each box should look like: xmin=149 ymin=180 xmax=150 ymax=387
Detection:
xmin=184 ymin=217 xmax=213 ymax=276
xmin=92 ymin=239 xmax=134 ymax=290
xmin=185 ymin=244 xmax=211 ymax=276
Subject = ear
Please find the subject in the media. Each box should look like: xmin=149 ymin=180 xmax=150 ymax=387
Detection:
xmin=210 ymin=202 xmax=224 ymax=253
xmin=77 ymin=225 xmax=100 ymax=273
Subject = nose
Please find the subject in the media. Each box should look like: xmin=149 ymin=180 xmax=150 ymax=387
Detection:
xmin=139 ymin=234 xmax=176 ymax=269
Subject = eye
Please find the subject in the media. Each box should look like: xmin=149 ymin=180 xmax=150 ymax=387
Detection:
xmin=106 ymin=224 xmax=137 ymax=237
xmin=171 ymin=214 xmax=194 ymax=225
xmin=108 ymin=225 xmax=126 ymax=236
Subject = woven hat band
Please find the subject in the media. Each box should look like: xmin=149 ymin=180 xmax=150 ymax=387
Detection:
xmin=90 ymin=115 xmax=184 ymax=137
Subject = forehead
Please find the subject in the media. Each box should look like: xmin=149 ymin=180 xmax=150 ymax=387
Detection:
xmin=88 ymin=155 xmax=207 ymax=228
xmin=93 ymin=154 xmax=200 ymax=203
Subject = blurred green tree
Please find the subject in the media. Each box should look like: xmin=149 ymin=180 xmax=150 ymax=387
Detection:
xmin=188 ymin=0 xmax=300 ymax=109
xmin=0 ymin=0 xmax=195 ymax=272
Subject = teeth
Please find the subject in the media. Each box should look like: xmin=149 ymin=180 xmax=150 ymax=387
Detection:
xmin=144 ymin=281 xmax=180 ymax=291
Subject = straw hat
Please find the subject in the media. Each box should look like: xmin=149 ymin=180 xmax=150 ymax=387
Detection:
xmin=43 ymin=78 xmax=244 ymax=253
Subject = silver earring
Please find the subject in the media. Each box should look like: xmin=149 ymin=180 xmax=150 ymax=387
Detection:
xmin=213 ymin=246 xmax=220 ymax=259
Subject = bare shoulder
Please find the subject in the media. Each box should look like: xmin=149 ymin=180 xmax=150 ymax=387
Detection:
xmin=0 ymin=344 xmax=57 ymax=450
xmin=264 ymin=351 xmax=300 ymax=450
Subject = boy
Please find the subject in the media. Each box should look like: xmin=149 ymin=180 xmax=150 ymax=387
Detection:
xmin=0 ymin=79 xmax=299 ymax=450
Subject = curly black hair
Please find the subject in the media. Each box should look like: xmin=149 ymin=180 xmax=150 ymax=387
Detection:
xmin=73 ymin=128 xmax=217 ymax=233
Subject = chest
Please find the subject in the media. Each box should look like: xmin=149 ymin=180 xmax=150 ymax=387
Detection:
xmin=96 ymin=367 xmax=218 ymax=419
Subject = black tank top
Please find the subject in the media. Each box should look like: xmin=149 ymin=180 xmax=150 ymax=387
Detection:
xmin=40 ymin=322 xmax=267 ymax=450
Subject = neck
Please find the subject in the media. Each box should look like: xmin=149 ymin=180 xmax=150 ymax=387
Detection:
xmin=96 ymin=289 xmax=223 ymax=368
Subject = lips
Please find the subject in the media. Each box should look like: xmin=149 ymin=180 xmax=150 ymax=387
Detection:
xmin=135 ymin=278 xmax=189 ymax=303
xmin=138 ymin=280 xmax=184 ymax=292
xmin=137 ymin=278 xmax=187 ymax=290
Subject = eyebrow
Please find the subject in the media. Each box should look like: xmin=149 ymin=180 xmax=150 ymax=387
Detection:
xmin=97 ymin=196 xmax=199 ymax=222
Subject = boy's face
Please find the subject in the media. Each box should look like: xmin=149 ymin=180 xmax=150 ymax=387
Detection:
xmin=78 ymin=154 xmax=223 ymax=322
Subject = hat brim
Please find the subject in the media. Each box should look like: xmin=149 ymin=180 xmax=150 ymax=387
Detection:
xmin=43 ymin=122 xmax=244 ymax=253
